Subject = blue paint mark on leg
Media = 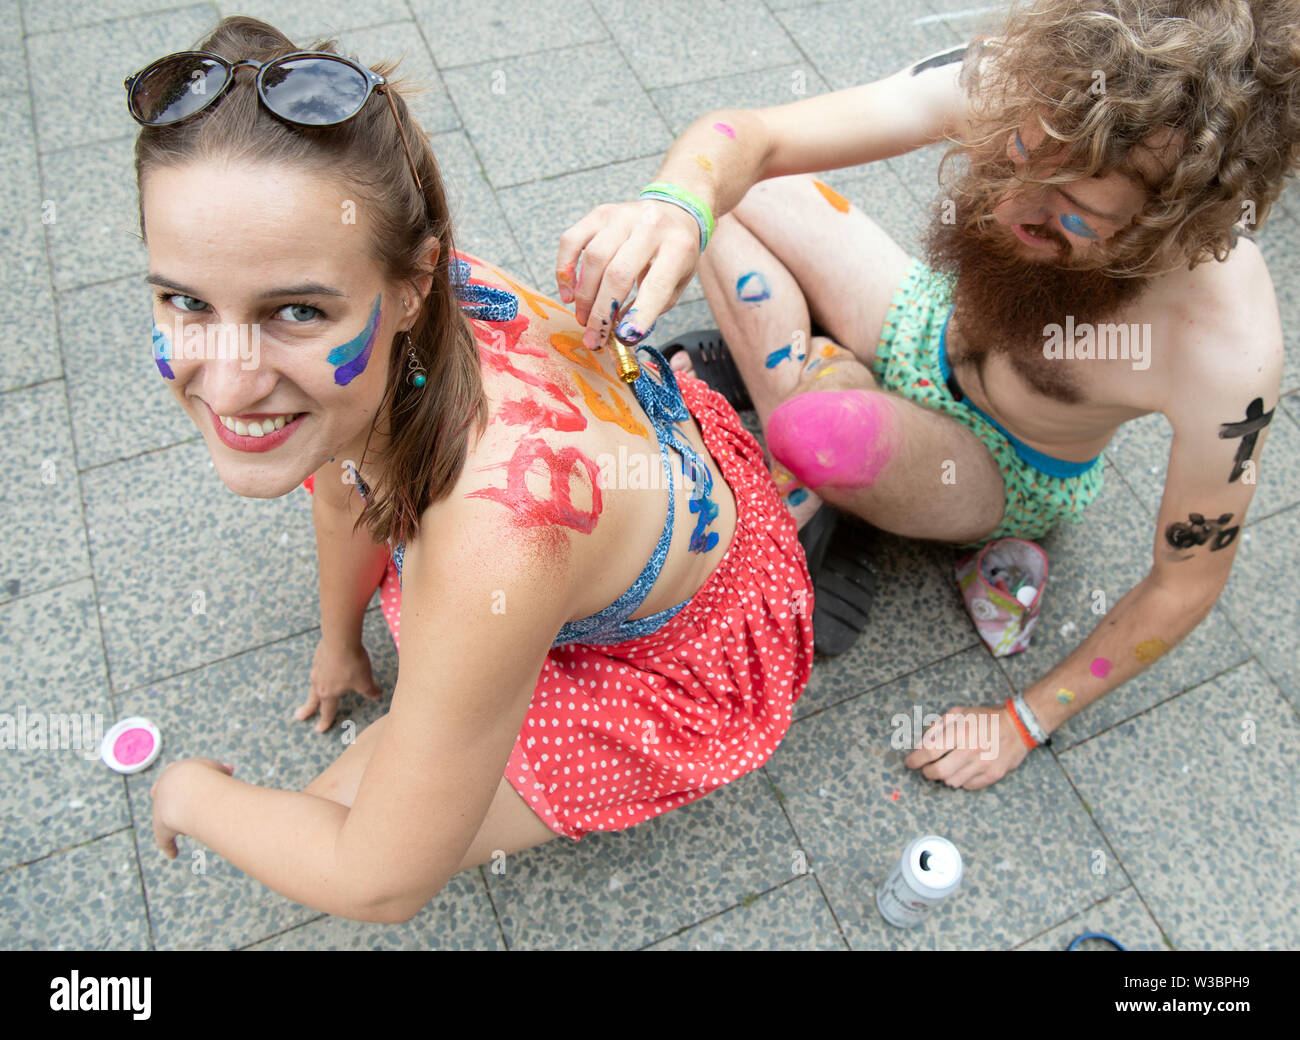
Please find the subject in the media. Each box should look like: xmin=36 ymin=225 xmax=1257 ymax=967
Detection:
xmin=786 ymin=487 xmax=809 ymax=507
xmin=765 ymin=344 xmax=793 ymax=368
xmin=736 ymin=271 xmax=771 ymax=303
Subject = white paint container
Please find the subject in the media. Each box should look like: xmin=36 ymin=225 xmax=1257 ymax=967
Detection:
xmin=875 ymin=835 xmax=963 ymax=928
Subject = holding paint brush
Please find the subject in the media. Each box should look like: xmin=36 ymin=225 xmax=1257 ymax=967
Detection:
xmin=133 ymin=16 xmax=812 ymax=922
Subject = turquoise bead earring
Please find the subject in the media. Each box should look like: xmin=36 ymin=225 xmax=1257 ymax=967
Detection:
xmin=401 ymin=297 xmax=427 ymax=389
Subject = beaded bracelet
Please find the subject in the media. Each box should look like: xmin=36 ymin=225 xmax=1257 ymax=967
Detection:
xmin=638 ymin=181 xmax=716 ymax=252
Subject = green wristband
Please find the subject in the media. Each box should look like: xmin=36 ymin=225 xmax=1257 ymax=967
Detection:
xmin=638 ymin=181 xmax=716 ymax=252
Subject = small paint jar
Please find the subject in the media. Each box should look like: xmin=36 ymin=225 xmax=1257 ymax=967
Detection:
xmin=876 ymin=835 xmax=963 ymax=928
xmin=101 ymin=717 xmax=162 ymax=774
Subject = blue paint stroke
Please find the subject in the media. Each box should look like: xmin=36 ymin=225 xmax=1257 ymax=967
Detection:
xmin=681 ymin=453 xmax=720 ymax=552
xmin=327 ymin=294 xmax=382 ymax=386
xmin=616 ymin=307 xmax=657 ymax=344
xmin=736 ymin=271 xmax=771 ymax=303
xmin=152 ymin=323 xmax=174 ymax=380
xmin=1060 ymin=212 xmax=1099 ymax=239
xmin=786 ymin=487 xmax=809 ymax=507
xmin=765 ymin=344 xmax=793 ymax=368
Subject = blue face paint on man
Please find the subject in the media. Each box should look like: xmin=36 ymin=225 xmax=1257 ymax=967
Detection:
xmin=152 ymin=322 xmax=175 ymax=379
xmin=327 ymin=294 xmax=383 ymax=386
xmin=1060 ymin=212 xmax=1100 ymax=239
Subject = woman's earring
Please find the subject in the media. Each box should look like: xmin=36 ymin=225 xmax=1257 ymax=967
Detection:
xmin=404 ymin=331 xmax=427 ymax=388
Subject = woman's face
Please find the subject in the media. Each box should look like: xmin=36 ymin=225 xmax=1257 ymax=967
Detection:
xmin=141 ymin=161 xmax=412 ymax=499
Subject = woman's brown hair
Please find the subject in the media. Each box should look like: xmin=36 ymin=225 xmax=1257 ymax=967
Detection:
xmin=133 ymin=15 xmax=488 ymax=547
xmin=946 ymin=0 xmax=1300 ymax=277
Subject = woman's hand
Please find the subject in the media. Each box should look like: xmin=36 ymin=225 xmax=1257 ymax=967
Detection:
xmin=556 ymin=198 xmax=703 ymax=351
xmin=296 ymin=639 xmax=384 ymax=733
xmin=151 ymin=758 xmax=234 ymax=859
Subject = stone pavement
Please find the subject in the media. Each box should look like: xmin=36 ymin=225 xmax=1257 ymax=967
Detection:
xmin=1 ymin=0 xmax=1297 ymax=950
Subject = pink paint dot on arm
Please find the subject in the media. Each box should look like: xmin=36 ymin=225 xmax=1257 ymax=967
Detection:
xmin=712 ymin=121 xmax=736 ymax=138
xmin=1090 ymin=657 xmax=1112 ymax=678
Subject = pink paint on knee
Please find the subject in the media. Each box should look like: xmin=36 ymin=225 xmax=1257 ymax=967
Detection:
xmin=1090 ymin=657 xmax=1112 ymax=678
xmin=767 ymin=390 xmax=899 ymax=490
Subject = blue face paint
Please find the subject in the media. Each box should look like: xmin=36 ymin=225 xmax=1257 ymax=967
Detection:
xmin=1014 ymin=129 xmax=1028 ymax=157
xmin=326 ymin=294 xmax=382 ymax=386
xmin=152 ymin=323 xmax=175 ymax=380
xmin=1060 ymin=212 xmax=1099 ymax=239
xmin=736 ymin=271 xmax=771 ymax=303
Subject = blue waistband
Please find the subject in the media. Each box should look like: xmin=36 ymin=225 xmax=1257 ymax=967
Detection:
xmin=937 ymin=309 xmax=1100 ymax=480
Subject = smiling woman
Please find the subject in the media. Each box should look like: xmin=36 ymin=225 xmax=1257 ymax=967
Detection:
xmin=131 ymin=16 xmax=814 ymax=924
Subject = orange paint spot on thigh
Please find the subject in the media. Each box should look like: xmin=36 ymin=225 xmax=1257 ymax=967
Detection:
xmin=1134 ymin=638 xmax=1169 ymax=664
xmin=812 ymin=179 xmax=851 ymax=214
xmin=693 ymin=154 xmax=714 ymax=172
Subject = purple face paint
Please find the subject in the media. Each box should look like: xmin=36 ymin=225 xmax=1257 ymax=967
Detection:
xmin=1090 ymin=657 xmax=1113 ymax=678
xmin=327 ymin=293 xmax=382 ymax=386
xmin=712 ymin=122 xmax=736 ymax=138
xmin=767 ymin=390 xmax=899 ymax=490
xmin=736 ymin=271 xmax=770 ymax=303
xmin=152 ymin=323 xmax=175 ymax=379
xmin=765 ymin=344 xmax=793 ymax=368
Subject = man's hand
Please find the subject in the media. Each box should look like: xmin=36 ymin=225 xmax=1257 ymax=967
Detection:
xmin=556 ymin=198 xmax=702 ymax=351
xmin=904 ymin=705 xmax=1031 ymax=789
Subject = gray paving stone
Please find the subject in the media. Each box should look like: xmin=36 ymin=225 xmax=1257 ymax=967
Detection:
xmin=0 ymin=381 xmax=90 ymax=605
xmin=646 ymin=874 xmax=846 ymax=949
xmin=766 ymin=646 xmax=1122 ymax=949
xmin=486 ymin=767 xmax=799 ymax=949
xmin=1256 ymin=222 xmax=1300 ymax=396
xmin=27 ymin=5 xmax=218 ymax=154
xmin=1060 ymin=660 xmax=1300 ymax=949
xmin=795 ymin=529 xmax=980 ymax=721
xmin=0 ymin=2 xmax=25 ymax=98
xmin=0 ymin=581 xmax=125 ymax=866
xmin=430 ymin=129 xmax=528 ymax=278
xmin=998 ymin=463 xmax=1250 ymax=748
xmin=124 ymin=620 xmax=392 ymax=949
xmin=0 ymin=92 xmax=61 ymax=393
xmin=0 ymin=829 xmax=149 ymax=950
xmin=343 ymin=20 xmax=460 ymax=137
xmin=775 ymin=0 xmax=962 ymax=91
xmin=213 ymin=0 xmax=411 ymax=43
xmin=58 ymin=276 xmax=198 ymax=471
xmin=649 ymin=63 xmax=831 ymax=137
xmin=1104 ymin=398 xmax=1300 ymax=529
xmin=594 ymin=0 xmax=801 ymax=91
xmin=79 ymin=438 xmax=321 ymax=693
xmin=1016 ymin=886 xmax=1168 ymax=951
xmin=410 ymin=0 xmax=608 ymax=69
xmin=41 ymin=136 xmax=145 ymax=293
xmin=442 ymin=43 xmax=671 ymax=189
xmin=1217 ymin=505 xmax=1300 ymax=712
xmin=245 ymin=872 xmax=502 ymax=949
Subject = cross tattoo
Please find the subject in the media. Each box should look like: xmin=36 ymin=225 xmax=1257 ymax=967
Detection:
xmin=1218 ymin=397 xmax=1274 ymax=483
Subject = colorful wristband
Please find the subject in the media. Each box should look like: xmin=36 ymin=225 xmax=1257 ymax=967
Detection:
xmin=1005 ymin=697 xmax=1037 ymax=750
xmin=1012 ymin=693 xmax=1050 ymax=746
xmin=638 ymin=181 xmax=716 ymax=252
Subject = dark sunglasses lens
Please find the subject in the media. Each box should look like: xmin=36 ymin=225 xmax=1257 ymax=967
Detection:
xmin=132 ymin=55 xmax=227 ymax=124
xmin=261 ymin=56 xmax=369 ymax=126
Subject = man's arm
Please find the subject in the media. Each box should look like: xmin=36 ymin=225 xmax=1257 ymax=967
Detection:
xmin=1021 ymin=339 xmax=1283 ymax=740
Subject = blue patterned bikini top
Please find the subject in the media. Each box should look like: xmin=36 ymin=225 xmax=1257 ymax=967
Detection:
xmin=377 ymin=260 xmax=722 ymax=648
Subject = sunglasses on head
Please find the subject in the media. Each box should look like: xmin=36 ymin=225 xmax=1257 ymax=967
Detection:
xmin=124 ymin=49 xmax=424 ymax=195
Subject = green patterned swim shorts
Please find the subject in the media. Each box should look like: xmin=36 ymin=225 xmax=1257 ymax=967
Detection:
xmin=872 ymin=259 xmax=1105 ymax=547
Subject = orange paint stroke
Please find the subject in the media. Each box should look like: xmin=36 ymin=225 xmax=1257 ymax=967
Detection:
xmin=489 ymin=266 xmax=568 ymax=320
xmin=693 ymin=154 xmax=714 ymax=173
xmin=550 ymin=332 xmax=650 ymax=439
xmin=812 ymin=179 xmax=851 ymax=214
xmin=475 ymin=318 xmax=585 ymax=433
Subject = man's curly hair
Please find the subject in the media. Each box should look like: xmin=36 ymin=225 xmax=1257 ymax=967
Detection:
xmin=947 ymin=0 xmax=1300 ymax=276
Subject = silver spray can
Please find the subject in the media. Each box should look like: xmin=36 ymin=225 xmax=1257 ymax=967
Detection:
xmin=875 ymin=835 xmax=963 ymax=928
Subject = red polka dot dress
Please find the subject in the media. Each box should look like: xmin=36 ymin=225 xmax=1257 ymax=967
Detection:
xmin=307 ymin=371 xmax=815 ymax=840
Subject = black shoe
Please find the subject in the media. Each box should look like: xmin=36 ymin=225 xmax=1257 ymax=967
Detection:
xmin=662 ymin=329 xmax=754 ymax=413
xmin=802 ymin=508 xmax=875 ymax=657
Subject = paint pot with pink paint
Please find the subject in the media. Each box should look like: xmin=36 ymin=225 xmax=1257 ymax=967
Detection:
xmin=876 ymin=835 xmax=963 ymax=928
xmin=100 ymin=717 xmax=162 ymax=774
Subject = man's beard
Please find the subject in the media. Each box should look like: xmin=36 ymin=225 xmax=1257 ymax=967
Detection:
xmin=922 ymin=183 xmax=1149 ymax=403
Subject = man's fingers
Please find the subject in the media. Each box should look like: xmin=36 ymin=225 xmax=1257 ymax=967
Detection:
xmin=945 ymin=759 xmax=984 ymax=789
xmin=293 ymin=690 xmax=320 ymax=721
xmin=556 ymin=208 xmax=606 ymax=304
xmin=571 ymin=227 xmax=624 ymax=327
xmin=614 ymin=248 xmax=694 ymax=345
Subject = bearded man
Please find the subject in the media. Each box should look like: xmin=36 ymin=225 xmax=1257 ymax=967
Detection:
xmin=557 ymin=0 xmax=1298 ymax=787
